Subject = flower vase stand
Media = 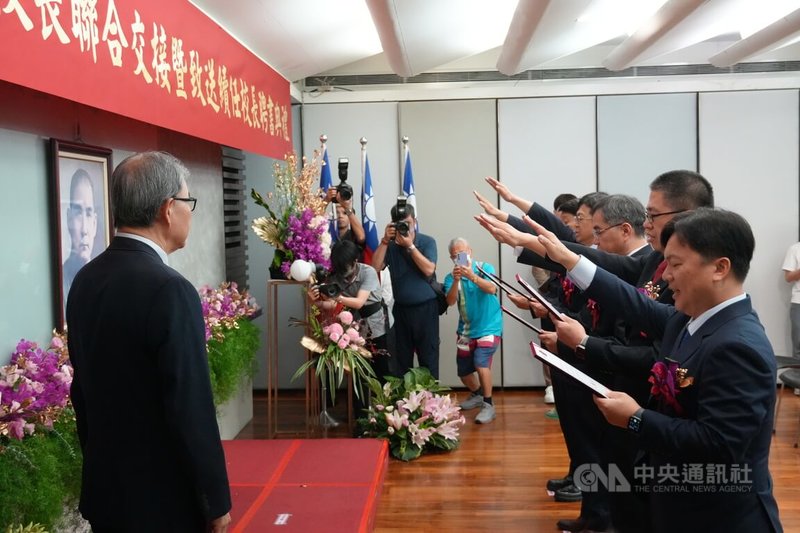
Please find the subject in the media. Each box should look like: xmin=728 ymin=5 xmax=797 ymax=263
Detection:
xmin=266 ymin=279 xmax=320 ymax=438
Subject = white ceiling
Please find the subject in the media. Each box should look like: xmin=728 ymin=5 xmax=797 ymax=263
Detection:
xmin=191 ymin=0 xmax=800 ymax=83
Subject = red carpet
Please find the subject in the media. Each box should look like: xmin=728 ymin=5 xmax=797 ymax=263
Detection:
xmin=223 ymin=439 xmax=389 ymax=532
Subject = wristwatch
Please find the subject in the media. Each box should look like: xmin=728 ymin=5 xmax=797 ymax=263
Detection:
xmin=407 ymin=244 xmax=416 ymax=253
xmin=627 ymin=408 xmax=644 ymax=433
xmin=575 ymin=335 xmax=589 ymax=360
xmin=346 ymin=207 xmax=356 ymax=215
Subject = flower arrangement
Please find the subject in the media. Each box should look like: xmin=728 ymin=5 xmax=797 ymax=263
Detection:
xmin=649 ymin=358 xmax=693 ymax=417
xmin=199 ymin=281 xmax=259 ymax=343
xmin=358 ymin=367 xmax=466 ymax=461
xmin=251 ymin=152 xmax=332 ymax=275
xmin=292 ymin=306 xmax=375 ymax=404
xmin=200 ymin=282 xmax=261 ymax=406
xmin=0 ymin=333 xmax=72 ymax=441
xmin=0 ymin=334 xmax=82 ymax=531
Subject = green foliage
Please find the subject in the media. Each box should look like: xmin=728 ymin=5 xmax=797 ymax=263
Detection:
xmin=0 ymin=412 xmax=81 ymax=531
xmin=207 ymin=319 xmax=260 ymax=406
xmin=5 ymin=523 xmax=48 ymax=533
xmin=365 ymin=366 xmax=450 ymax=401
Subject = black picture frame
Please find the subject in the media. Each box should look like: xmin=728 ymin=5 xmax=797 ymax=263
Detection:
xmin=50 ymin=139 xmax=113 ymax=330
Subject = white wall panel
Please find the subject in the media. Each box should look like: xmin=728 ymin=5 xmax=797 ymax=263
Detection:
xmin=498 ymin=97 xmax=597 ymax=386
xmin=398 ymin=100 xmax=499 ymax=388
xmin=598 ymin=93 xmax=697 ymax=201
xmin=699 ymin=90 xmax=799 ymax=357
xmin=302 ymin=103 xmax=400 ymax=235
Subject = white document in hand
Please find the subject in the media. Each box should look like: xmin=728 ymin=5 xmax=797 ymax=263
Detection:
xmin=530 ymin=342 xmax=611 ymax=398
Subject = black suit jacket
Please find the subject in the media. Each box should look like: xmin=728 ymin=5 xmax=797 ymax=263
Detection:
xmin=67 ymin=237 xmax=231 ymax=532
xmin=585 ymin=267 xmax=782 ymax=533
xmin=583 ymin=249 xmax=670 ymax=402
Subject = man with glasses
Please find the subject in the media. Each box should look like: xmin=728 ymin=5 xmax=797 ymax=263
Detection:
xmin=67 ymin=152 xmax=231 ymax=533
xmin=476 ymin=170 xmax=714 ymax=532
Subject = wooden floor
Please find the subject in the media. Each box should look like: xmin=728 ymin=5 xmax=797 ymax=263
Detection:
xmin=237 ymin=387 xmax=800 ymax=532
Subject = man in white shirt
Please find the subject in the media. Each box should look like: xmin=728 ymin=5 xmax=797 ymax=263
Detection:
xmin=782 ymin=241 xmax=800 ymax=359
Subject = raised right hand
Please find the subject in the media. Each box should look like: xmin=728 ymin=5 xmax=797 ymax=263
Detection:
xmin=523 ymin=216 xmax=580 ymax=270
xmin=485 ymin=176 xmax=516 ymax=203
xmin=475 ymin=214 xmax=526 ymax=247
xmin=473 ymin=190 xmax=506 ymax=220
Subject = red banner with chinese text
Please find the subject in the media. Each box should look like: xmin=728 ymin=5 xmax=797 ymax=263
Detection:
xmin=0 ymin=0 xmax=291 ymax=158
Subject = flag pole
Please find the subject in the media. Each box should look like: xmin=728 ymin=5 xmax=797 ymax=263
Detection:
xmin=401 ymin=135 xmax=409 ymax=195
xmin=360 ymin=136 xmax=367 ymax=179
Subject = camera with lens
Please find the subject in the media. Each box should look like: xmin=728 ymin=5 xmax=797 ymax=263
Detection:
xmin=311 ymin=266 xmax=342 ymax=298
xmin=316 ymin=282 xmax=342 ymax=298
xmin=391 ymin=196 xmax=411 ymax=236
xmin=331 ymin=158 xmax=353 ymax=203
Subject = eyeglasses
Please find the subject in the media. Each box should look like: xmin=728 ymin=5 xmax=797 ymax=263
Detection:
xmin=172 ymin=196 xmax=197 ymax=212
xmin=644 ymin=209 xmax=685 ymax=223
xmin=592 ymin=222 xmax=624 ymax=238
xmin=575 ymin=214 xmax=591 ymax=222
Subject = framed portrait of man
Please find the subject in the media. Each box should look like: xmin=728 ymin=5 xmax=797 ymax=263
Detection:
xmin=50 ymin=139 xmax=113 ymax=330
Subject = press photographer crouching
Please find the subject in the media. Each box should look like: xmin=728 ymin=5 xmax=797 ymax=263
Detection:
xmin=308 ymin=240 xmax=394 ymax=385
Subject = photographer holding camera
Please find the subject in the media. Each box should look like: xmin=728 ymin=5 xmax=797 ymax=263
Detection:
xmin=308 ymin=240 xmax=393 ymax=382
xmin=372 ymin=197 xmax=440 ymax=379
xmin=323 ymin=158 xmax=366 ymax=249
xmin=443 ymin=238 xmax=502 ymax=424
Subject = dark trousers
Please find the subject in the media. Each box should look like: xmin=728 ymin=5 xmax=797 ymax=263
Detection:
xmin=552 ymin=367 xmax=610 ymax=528
xmin=606 ymin=375 xmax=652 ymax=532
xmin=393 ymin=299 xmax=440 ymax=379
xmin=605 ymin=426 xmax=652 ymax=533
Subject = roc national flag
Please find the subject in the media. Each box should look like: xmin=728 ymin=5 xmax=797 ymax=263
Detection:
xmin=361 ymin=152 xmax=379 ymax=265
xmin=320 ymin=142 xmax=338 ymax=240
xmin=402 ymin=142 xmax=418 ymax=229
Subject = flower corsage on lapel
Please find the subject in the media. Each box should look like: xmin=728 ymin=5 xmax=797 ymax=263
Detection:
xmin=637 ymin=280 xmax=661 ymax=301
xmin=649 ymin=358 xmax=694 ymax=416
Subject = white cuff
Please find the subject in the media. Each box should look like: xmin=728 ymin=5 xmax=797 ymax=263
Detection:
xmin=513 ymin=245 xmax=524 ymax=257
xmin=567 ymin=255 xmax=597 ymax=291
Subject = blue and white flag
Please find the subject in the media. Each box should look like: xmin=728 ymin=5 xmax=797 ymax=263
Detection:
xmin=320 ymin=142 xmax=338 ymax=240
xmin=402 ymin=143 xmax=418 ymax=227
xmin=361 ymin=152 xmax=379 ymax=265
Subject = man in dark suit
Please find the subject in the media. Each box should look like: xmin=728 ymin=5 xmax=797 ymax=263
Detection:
xmin=67 ymin=151 xmax=232 ymax=533
xmin=477 ymin=173 xmax=712 ymax=532
xmin=530 ymin=209 xmax=783 ymax=532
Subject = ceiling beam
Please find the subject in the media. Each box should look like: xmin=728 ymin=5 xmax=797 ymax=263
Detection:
xmin=602 ymin=0 xmax=707 ymax=71
xmin=709 ymin=7 xmax=800 ymax=67
xmin=496 ymin=0 xmax=551 ymax=76
xmin=365 ymin=0 xmax=413 ymax=78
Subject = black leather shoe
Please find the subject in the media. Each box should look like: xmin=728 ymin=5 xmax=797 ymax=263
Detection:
xmin=555 ymin=516 xmax=609 ymax=532
xmin=556 ymin=517 xmax=589 ymax=532
xmin=546 ymin=475 xmax=573 ymax=492
xmin=554 ymin=484 xmax=583 ymax=502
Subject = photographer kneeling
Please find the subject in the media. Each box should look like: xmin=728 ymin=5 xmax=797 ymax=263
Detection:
xmin=309 ymin=240 xmax=394 ymax=386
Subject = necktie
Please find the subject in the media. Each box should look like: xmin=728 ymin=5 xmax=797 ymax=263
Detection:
xmin=675 ymin=324 xmax=691 ymax=352
xmin=651 ymin=260 xmax=667 ymax=284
